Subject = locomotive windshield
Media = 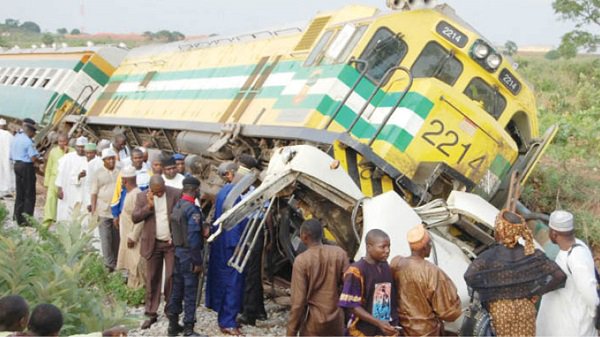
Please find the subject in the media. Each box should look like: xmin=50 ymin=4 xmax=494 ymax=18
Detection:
xmin=412 ymin=41 xmax=463 ymax=86
xmin=359 ymin=27 xmax=408 ymax=83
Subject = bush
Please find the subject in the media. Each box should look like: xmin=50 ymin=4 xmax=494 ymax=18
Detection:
xmin=545 ymin=50 xmax=561 ymax=60
xmin=519 ymin=55 xmax=600 ymax=245
xmin=0 ymin=203 xmax=138 ymax=335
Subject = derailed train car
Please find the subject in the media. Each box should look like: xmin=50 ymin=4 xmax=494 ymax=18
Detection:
xmin=0 ymin=45 xmax=126 ymax=148
xmin=68 ymin=1 xmax=555 ymax=331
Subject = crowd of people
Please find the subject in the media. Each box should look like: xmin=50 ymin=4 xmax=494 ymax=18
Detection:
xmin=1 ymin=117 xmax=599 ymax=336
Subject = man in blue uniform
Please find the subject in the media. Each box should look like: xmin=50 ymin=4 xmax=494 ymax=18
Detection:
xmin=167 ymin=176 xmax=204 ymax=337
xmin=206 ymin=162 xmax=247 ymax=336
xmin=9 ymin=119 xmax=39 ymax=226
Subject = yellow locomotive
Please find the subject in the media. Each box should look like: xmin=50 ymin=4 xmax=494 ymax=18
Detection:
xmin=74 ymin=3 xmax=553 ymax=208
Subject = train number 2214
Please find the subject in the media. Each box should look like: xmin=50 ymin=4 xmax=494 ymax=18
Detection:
xmin=421 ymin=119 xmax=487 ymax=174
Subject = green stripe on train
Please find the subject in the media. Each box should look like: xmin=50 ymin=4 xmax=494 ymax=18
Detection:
xmin=490 ymin=154 xmax=511 ymax=177
xmin=82 ymin=62 xmax=110 ymax=86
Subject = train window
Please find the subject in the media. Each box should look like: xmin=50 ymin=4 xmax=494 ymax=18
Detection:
xmin=334 ymin=25 xmax=368 ymax=64
xmin=412 ymin=41 xmax=462 ymax=86
xmin=1 ymin=68 xmax=14 ymax=85
xmin=305 ymin=30 xmax=335 ymax=67
xmin=464 ymin=77 xmax=506 ymax=119
xmin=40 ymin=78 xmax=51 ymax=88
xmin=359 ymin=27 xmax=408 ymax=84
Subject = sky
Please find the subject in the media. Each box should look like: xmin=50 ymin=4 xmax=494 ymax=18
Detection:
xmin=0 ymin=0 xmax=592 ymax=47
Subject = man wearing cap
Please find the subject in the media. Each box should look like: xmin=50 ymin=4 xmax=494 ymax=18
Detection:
xmin=162 ymin=155 xmax=185 ymax=189
xmin=110 ymin=148 xmax=152 ymax=233
xmin=0 ymin=118 xmax=15 ymax=200
xmin=116 ymin=166 xmax=145 ymax=289
xmin=166 ymin=176 xmax=204 ymax=336
xmin=42 ymin=133 xmax=72 ymax=226
xmin=55 ymin=136 xmax=89 ymax=221
xmin=132 ymin=175 xmax=181 ymax=330
xmin=390 ymin=224 xmax=461 ymax=336
xmin=9 ymin=119 xmax=39 ymax=225
xmin=91 ymin=148 xmax=120 ymax=272
xmin=537 ymin=210 xmax=599 ymax=336
xmin=173 ymin=153 xmax=188 ymax=176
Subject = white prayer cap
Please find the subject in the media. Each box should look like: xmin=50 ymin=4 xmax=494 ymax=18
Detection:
xmin=121 ymin=165 xmax=137 ymax=178
xmin=139 ymin=146 xmax=147 ymax=154
xmin=101 ymin=148 xmax=117 ymax=160
xmin=97 ymin=139 xmax=111 ymax=152
xmin=75 ymin=136 xmax=88 ymax=146
xmin=549 ymin=210 xmax=574 ymax=232
xmin=0 ymin=118 xmax=6 ymax=126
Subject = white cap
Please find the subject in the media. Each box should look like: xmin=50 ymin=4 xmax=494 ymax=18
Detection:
xmin=139 ymin=146 xmax=147 ymax=154
xmin=101 ymin=148 xmax=117 ymax=160
xmin=121 ymin=165 xmax=137 ymax=178
xmin=549 ymin=210 xmax=574 ymax=232
xmin=75 ymin=136 xmax=88 ymax=146
xmin=0 ymin=118 xmax=6 ymax=126
xmin=97 ymin=139 xmax=111 ymax=152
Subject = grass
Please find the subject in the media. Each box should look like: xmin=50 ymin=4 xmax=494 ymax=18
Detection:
xmin=517 ymin=54 xmax=600 ymax=245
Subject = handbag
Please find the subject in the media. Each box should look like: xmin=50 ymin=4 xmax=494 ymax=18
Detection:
xmin=458 ymin=293 xmax=495 ymax=337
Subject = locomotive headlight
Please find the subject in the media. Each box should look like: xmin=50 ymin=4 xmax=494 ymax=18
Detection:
xmin=473 ymin=43 xmax=490 ymax=59
xmin=485 ymin=53 xmax=502 ymax=70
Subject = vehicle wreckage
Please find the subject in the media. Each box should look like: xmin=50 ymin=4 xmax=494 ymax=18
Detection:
xmin=209 ymin=144 xmax=545 ymax=333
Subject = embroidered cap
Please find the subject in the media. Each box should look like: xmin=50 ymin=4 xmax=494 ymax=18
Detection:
xmin=407 ymin=224 xmax=430 ymax=250
xmin=75 ymin=136 xmax=88 ymax=146
xmin=549 ymin=210 xmax=574 ymax=232
xmin=84 ymin=143 xmax=97 ymax=151
xmin=121 ymin=165 xmax=137 ymax=178
xmin=101 ymin=148 xmax=117 ymax=160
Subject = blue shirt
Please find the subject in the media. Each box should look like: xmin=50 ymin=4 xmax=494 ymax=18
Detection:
xmin=10 ymin=132 xmax=39 ymax=163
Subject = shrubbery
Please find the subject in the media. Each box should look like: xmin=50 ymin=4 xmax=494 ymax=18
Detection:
xmin=0 ymin=202 xmax=141 ymax=335
xmin=518 ymin=55 xmax=600 ymax=244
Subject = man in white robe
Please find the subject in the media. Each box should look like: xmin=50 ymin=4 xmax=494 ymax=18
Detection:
xmin=537 ymin=210 xmax=599 ymax=336
xmin=55 ymin=136 xmax=89 ymax=221
xmin=0 ymin=119 xmax=15 ymax=198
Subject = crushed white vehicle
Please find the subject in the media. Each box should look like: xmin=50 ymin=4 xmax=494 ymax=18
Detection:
xmin=209 ymin=144 xmax=533 ymax=332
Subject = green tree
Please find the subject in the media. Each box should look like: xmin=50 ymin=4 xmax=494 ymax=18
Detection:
xmin=553 ymin=0 xmax=600 ymax=58
xmin=504 ymin=40 xmax=518 ymax=56
xmin=142 ymin=31 xmax=154 ymax=40
xmin=171 ymin=31 xmax=185 ymax=41
xmin=57 ymin=27 xmax=68 ymax=35
xmin=19 ymin=21 xmax=41 ymax=33
xmin=42 ymin=33 xmax=54 ymax=45
xmin=0 ymin=36 xmax=8 ymax=48
xmin=70 ymin=28 xmax=81 ymax=35
xmin=545 ymin=49 xmax=561 ymax=60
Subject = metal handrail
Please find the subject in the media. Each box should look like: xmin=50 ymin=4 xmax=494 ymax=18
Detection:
xmin=346 ymin=65 xmax=405 ymax=134
xmin=368 ymin=66 xmax=413 ymax=146
xmin=323 ymin=59 xmax=369 ymax=130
